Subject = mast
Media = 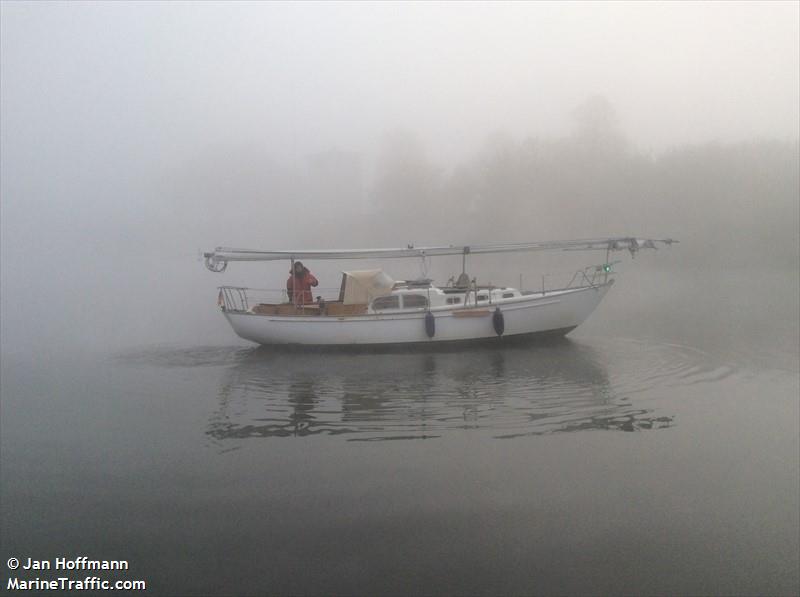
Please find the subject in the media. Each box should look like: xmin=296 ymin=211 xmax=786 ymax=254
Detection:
xmin=203 ymin=237 xmax=677 ymax=272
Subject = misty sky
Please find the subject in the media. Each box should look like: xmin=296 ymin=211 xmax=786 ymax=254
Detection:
xmin=2 ymin=1 xmax=798 ymax=164
xmin=1 ymin=1 xmax=798 ymax=353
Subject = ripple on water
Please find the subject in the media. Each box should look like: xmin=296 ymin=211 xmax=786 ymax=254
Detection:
xmin=118 ymin=336 xmax=742 ymax=444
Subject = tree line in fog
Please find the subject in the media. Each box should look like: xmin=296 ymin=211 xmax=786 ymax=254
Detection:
xmin=170 ymin=97 xmax=798 ymax=269
xmin=369 ymin=97 xmax=798 ymax=269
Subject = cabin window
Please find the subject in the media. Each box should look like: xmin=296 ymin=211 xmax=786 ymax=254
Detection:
xmin=476 ymin=295 xmax=488 ymax=302
xmin=372 ymin=296 xmax=400 ymax=310
xmin=502 ymin=292 xmax=515 ymax=299
xmin=402 ymin=295 xmax=428 ymax=309
xmin=446 ymin=296 xmax=462 ymax=305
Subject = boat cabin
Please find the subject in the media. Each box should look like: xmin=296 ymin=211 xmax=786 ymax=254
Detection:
xmin=370 ymin=286 xmax=522 ymax=313
xmin=342 ymin=269 xmax=522 ymax=314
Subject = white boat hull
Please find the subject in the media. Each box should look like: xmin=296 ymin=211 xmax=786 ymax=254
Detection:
xmin=222 ymin=282 xmax=613 ymax=346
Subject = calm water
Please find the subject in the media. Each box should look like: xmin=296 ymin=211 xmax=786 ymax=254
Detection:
xmin=2 ymin=270 xmax=798 ymax=595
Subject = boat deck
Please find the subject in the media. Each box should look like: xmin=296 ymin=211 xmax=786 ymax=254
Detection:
xmin=229 ymin=285 xmax=598 ymax=318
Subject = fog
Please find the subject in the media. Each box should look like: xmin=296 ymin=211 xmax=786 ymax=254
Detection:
xmin=1 ymin=1 xmax=798 ymax=356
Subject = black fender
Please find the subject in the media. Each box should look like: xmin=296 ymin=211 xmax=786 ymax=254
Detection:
xmin=493 ymin=307 xmax=504 ymax=336
xmin=425 ymin=311 xmax=435 ymax=338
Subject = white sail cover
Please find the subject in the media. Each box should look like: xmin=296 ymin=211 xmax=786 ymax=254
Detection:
xmin=204 ymin=237 xmax=677 ymax=272
xmin=341 ymin=269 xmax=395 ymax=305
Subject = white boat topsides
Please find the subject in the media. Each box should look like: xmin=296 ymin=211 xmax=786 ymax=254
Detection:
xmin=220 ymin=280 xmax=613 ymax=346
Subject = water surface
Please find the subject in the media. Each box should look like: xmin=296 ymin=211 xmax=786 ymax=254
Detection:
xmin=1 ymin=271 xmax=798 ymax=595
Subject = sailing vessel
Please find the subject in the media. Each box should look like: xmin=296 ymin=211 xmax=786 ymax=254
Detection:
xmin=203 ymin=237 xmax=676 ymax=347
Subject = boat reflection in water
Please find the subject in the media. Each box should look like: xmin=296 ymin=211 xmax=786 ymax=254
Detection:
xmin=206 ymin=337 xmax=675 ymax=444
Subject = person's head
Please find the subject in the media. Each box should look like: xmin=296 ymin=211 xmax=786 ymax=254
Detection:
xmin=293 ymin=261 xmax=306 ymax=276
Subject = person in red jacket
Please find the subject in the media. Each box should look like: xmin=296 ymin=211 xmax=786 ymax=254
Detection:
xmin=287 ymin=261 xmax=319 ymax=306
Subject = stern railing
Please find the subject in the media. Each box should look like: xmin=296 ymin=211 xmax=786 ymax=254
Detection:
xmin=218 ymin=287 xmax=342 ymax=312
